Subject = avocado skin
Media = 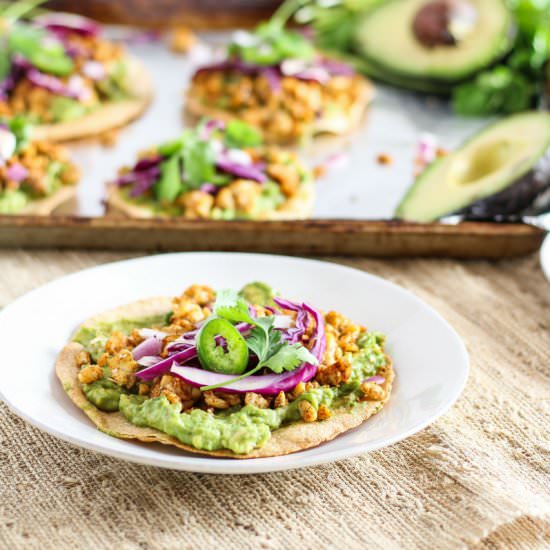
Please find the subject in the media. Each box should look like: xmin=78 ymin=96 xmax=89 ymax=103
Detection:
xmin=456 ymin=148 xmax=550 ymax=219
xmin=350 ymin=55 xmax=454 ymax=95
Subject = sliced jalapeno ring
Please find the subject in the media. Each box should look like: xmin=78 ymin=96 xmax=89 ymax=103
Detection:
xmin=196 ymin=318 xmax=249 ymax=375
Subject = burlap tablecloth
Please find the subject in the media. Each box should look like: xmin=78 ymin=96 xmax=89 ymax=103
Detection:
xmin=0 ymin=250 xmax=548 ymax=549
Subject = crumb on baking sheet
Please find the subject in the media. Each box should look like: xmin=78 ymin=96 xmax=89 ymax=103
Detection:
xmin=313 ymin=165 xmax=327 ymax=179
xmin=99 ymin=129 xmax=120 ymax=148
xmin=376 ymin=153 xmax=393 ymax=165
xmin=170 ymin=27 xmax=197 ymax=54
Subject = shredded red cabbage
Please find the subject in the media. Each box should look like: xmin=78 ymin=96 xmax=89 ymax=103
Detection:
xmin=34 ymin=13 xmax=100 ymax=37
xmin=6 ymin=163 xmax=28 ymax=182
xmin=132 ymin=336 xmax=163 ymax=361
xmin=170 ymin=361 xmax=318 ymax=395
xmin=273 ymin=297 xmax=309 ymax=345
xmin=303 ymin=302 xmax=326 ymax=362
xmin=137 ymin=355 xmax=163 ymax=367
xmin=136 ymin=347 xmax=198 ymax=381
xmin=199 ymin=183 xmax=218 ymax=194
xmin=115 ymin=155 xmax=163 ymax=197
xmin=82 ymin=60 xmax=106 ymax=80
xmin=216 ymin=158 xmax=267 ymax=183
xmin=363 ymin=375 xmax=385 ymax=384
xmin=195 ymin=56 xmax=355 ymax=85
xmin=26 ymin=68 xmax=84 ymax=99
xmin=199 ymin=119 xmax=225 ymax=140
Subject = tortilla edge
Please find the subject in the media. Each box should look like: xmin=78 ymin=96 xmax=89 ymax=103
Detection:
xmin=17 ymin=184 xmax=77 ymax=215
xmin=104 ymin=178 xmax=315 ymax=221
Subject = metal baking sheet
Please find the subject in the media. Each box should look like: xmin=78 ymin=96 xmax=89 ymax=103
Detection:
xmin=71 ymin=27 xmax=491 ymax=220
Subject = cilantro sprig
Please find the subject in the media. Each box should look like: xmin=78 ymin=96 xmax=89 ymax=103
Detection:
xmin=200 ymin=289 xmax=317 ymax=391
xmin=228 ymin=0 xmax=316 ymax=67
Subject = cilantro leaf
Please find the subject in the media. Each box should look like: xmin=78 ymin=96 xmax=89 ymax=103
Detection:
xmin=214 ymin=289 xmax=255 ymax=324
xmin=181 ymin=132 xmax=218 ymax=188
xmin=245 ymin=325 xmax=269 ymax=362
xmin=263 ymin=342 xmax=318 ymax=374
xmin=224 ymin=120 xmax=263 ymax=149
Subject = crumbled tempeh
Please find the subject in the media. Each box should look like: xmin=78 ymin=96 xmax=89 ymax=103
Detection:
xmin=360 ymin=382 xmax=386 ymax=401
xmin=178 ymin=190 xmax=214 ymax=219
xmin=108 ymin=349 xmax=139 ymax=389
xmin=162 ymin=390 xmax=183 ymax=410
xmin=127 ymin=329 xmax=145 ymax=348
xmin=104 ymin=331 xmax=128 ymax=354
xmin=292 ymin=382 xmax=306 ymax=398
xmin=266 ymin=163 xmax=300 ymax=197
xmin=244 ymin=392 xmax=270 ymax=409
xmin=274 ymin=391 xmax=287 ymax=409
xmin=78 ymin=365 xmax=104 ymax=385
xmin=152 ymin=375 xmax=201 ymax=405
xmin=317 ymin=404 xmax=332 ymax=420
xmin=214 ymin=180 xmax=261 ymax=214
xmin=316 ymin=357 xmax=352 ymax=386
xmin=203 ymin=390 xmax=241 ymax=409
xmin=170 ymin=27 xmax=197 ymax=53
xmin=138 ymin=383 xmax=150 ymax=396
xmin=298 ymin=400 xmax=317 ymax=422
xmin=184 ymin=284 xmax=215 ymax=306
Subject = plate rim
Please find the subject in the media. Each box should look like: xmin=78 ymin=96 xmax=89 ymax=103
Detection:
xmin=540 ymin=234 xmax=550 ymax=282
xmin=0 ymin=252 xmax=469 ymax=474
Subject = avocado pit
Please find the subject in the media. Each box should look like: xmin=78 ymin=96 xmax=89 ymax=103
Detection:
xmin=412 ymin=0 xmax=478 ymax=48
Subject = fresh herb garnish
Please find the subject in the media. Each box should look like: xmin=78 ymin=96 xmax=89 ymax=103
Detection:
xmin=452 ymin=0 xmax=549 ymax=116
xmin=228 ymin=0 xmax=316 ymax=66
xmin=200 ymin=289 xmax=317 ymax=391
xmin=224 ymin=120 xmax=262 ymax=149
xmin=0 ymin=115 xmax=33 ymax=152
xmin=0 ymin=0 xmax=74 ymax=80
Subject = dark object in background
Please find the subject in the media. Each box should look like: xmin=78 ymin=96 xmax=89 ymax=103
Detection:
xmin=45 ymin=0 xmax=280 ymax=28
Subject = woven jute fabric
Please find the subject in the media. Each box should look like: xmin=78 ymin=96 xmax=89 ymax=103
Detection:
xmin=0 ymin=250 xmax=548 ymax=550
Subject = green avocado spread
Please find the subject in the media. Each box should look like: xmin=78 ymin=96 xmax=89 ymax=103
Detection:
xmin=72 ymin=314 xmax=167 ymax=361
xmin=0 ymin=189 xmax=28 ymax=214
xmin=75 ymin=311 xmax=387 ymax=454
xmin=83 ymin=377 xmax=126 ymax=412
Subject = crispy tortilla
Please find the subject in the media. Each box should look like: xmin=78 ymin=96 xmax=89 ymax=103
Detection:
xmin=104 ymin=178 xmax=315 ymax=221
xmin=32 ymin=57 xmax=153 ymax=143
xmin=56 ymin=297 xmax=393 ymax=459
xmin=185 ymin=76 xmax=374 ymax=145
xmin=17 ymin=185 xmax=77 ymax=215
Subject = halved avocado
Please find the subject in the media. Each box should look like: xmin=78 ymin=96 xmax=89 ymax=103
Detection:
xmin=395 ymin=111 xmax=550 ymax=222
xmin=355 ymin=0 xmax=514 ymax=83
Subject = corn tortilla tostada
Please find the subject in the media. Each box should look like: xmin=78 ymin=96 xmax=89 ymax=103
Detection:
xmin=56 ymin=282 xmax=394 ymax=458
xmin=0 ymin=5 xmax=152 ymax=142
xmin=185 ymin=6 xmax=373 ymax=145
xmin=0 ymin=116 xmax=79 ymax=214
xmin=105 ymin=119 xmax=315 ymax=221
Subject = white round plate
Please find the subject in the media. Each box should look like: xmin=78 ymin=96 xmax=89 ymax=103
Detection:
xmin=0 ymin=253 xmax=468 ymax=474
xmin=541 ymin=235 xmax=550 ymax=282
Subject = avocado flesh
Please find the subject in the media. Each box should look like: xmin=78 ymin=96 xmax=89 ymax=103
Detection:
xmin=355 ymin=0 xmax=513 ymax=83
xmin=395 ymin=111 xmax=550 ymax=222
